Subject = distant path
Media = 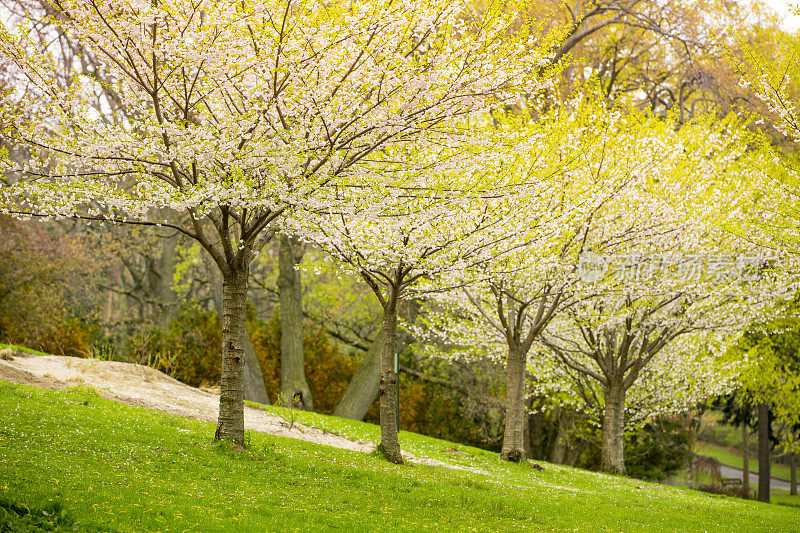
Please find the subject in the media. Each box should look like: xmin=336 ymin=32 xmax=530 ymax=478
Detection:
xmin=712 ymin=461 xmax=792 ymax=492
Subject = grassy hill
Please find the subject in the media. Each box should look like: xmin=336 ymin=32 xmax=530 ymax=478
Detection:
xmin=1 ymin=381 xmax=798 ymax=532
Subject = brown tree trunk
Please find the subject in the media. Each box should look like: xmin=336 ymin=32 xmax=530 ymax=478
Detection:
xmin=757 ymin=402 xmax=770 ymax=503
xmin=204 ymin=254 xmax=269 ymax=405
xmin=600 ymin=380 xmax=626 ymax=474
xmin=101 ymin=260 xmax=123 ymax=334
xmin=528 ymin=406 xmax=543 ymax=460
xmin=378 ymin=299 xmax=403 ymax=464
xmin=523 ymin=395 xmax=533 ymax=459
xmin=152 ymin=231 xmax=180 ymax=328
xmin=791 ymin=454 xmax=797 ymax=496
xmin=549 ymin=409 xmax=568 ymax=464
xmin=242 ymin=336 xmax=270 ymax=405
xmin=334 ymin=325 xmax=383 ymax=420
xmin=565 ymin=440 xmax=586 ymax=467
xmin=214 ymin=266 xmax=249 ymax=446
xmin=278 ymin=235 xmax=312 ymax=410
xmin=742 ymin=422 xmax=750 ymax=498
xmin=500 ymin=346 xmax=527 ymax=462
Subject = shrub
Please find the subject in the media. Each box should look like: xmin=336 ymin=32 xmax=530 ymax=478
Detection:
xmin=124 ymin=304 xmax=221 ymax=387
xmin=625 ymin=418 xmax=692 ymax=482
xmin=249 ymin=313 xmax=358 ymax=412
xmin=0 ymin=217 xmax=97 ymax=357
xmin=697 ymin=483 xmax=749 ymax=499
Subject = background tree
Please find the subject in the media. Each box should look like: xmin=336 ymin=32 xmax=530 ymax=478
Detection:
xmin=715 ymin=392 xmax=757 ymax=497
xmin=277 ymin=234 xmax=312 ymax=409
xmin=726 ymin=302 xmax=800 ymax=501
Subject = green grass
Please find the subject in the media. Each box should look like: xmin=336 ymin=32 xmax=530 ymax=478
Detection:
xmin=774 ymin=494 xmax=800 ymax=509
xmin=0 ymin=343 xmax=51 ymax=357
xmin=695 ymin=441 xmax=793 ymax=482
xmin=1 ymin=383 xmax=798 ymax=532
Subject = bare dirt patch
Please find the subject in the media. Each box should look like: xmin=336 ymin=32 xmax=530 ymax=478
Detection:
xmin=0 ymin=352 xmax=374 ymax=452
xmin=0 ymin=352 xmax=483 ymax=473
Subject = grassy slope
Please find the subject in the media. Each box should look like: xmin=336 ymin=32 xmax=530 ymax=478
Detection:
xmin=1 ymin=382 xmax=798 ymax=532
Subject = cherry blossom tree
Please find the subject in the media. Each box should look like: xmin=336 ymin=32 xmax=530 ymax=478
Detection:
xmin=542 ymin=297 xmax=761 ymax=474
xmin=536 ymin=123 xmax=794 ymax=473
xmin=0 ymin=0 xmax=560 ymax=446
xmin=412 ymin=98 xmax=614 ymax=462
xmin=530 ymin=331 xmax=740 ymax=435
xmin=299 ymin=133 xmax=537 ymax=463
xmin=417 ymin=95 xmax=794 ymax=465
xmin=419 ymin=99 xmax=732 ymax=461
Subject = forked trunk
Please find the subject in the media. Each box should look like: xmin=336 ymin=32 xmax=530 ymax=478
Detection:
xmin=600 ymin=381 xmax=626 ymax=474
xmin=278 ymin=235 xmax=312 ymax=410
xmin=378 ymin=301 xmax=403 ymax=464
xmin=500 ymin=346 xmax=527 ymax=462
xmin=214 ymin=267 xmax=249 ymax=446
xmin=334 ymin=324 xmax=383 ymax=420
xmin=757 ymin=402 xmax=771 ymax=503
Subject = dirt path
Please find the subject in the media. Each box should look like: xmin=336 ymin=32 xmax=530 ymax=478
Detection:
xmin=0 ymin=349 xmax=482 ymax=472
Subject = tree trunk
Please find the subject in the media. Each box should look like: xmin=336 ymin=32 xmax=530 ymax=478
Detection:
xmin=565 ymin=441 xmax=586 ymax=467
xmin=152 ymin=231 xmax=180 ymax=328
xmin=523 ymin=395 xmax=533 ymax=459
xmin=757 ymin=402 xmax=771 ymax=503
xmin=791 ymin=454 xmax=797 ymax=496
xmin=600 ymin=380 xmax=626 ymax=474
xmin=500 ymin=346 xmax=527 ymax=462
xmin=528 ymin=406 xmax=543 ymax=460
xmin=278 ymin=235 xmax=312 ymax=410
xmin=240 ymin=322 xmax=270 ymax=405
xmin=334 ymin=325 xmax=383 ymax=420
xmin=378 ymin=300 xmax=403 ymax=464
xmin=101 ymin=260 xmax=123 ymax=335
xmin=204 ymin=254 xmax=269 ymax=405
xmin=549 ymin=409 xmax=568 ymax=464
xmin=214 ymin=267 xmax=249 ymax=446
xmin=742 ymin=422 xmax=750 ymax=498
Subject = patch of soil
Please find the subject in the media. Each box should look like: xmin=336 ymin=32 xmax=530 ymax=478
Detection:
xmin=0 ymin=353 xmax=485 ymax=473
